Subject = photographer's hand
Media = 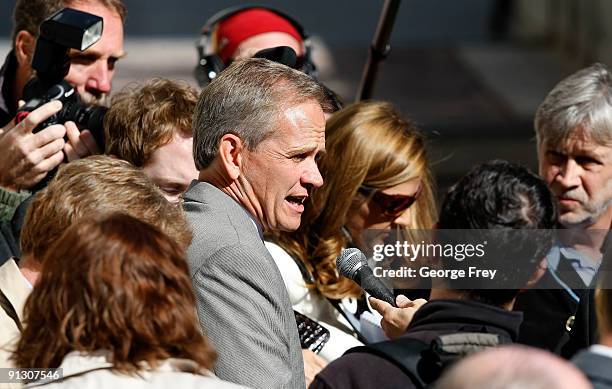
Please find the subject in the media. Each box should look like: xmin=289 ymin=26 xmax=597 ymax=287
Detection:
xmin=370 ymin=295 xmax=427 ymax=339
xmin=0 ymin=100 xmax=66 ymax=191
xmin=63 ymin=121 xmax=101 ymax=161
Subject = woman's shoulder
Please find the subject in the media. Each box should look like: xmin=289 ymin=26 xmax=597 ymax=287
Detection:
xmin=264 ymin=241 xmax=304 ymax=281
xmin=25 ymin=354 xmax=247 ymax=389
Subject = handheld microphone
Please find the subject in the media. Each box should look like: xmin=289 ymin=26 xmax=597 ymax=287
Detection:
xmin=336 ymin=248 xmax=397 ymax=307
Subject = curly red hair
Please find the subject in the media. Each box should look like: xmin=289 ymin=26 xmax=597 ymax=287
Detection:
xmin=13 ymin=213 xmax=216 ymax=373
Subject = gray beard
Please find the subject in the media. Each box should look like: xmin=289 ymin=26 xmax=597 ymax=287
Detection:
xmin=79 ymin=91 xmax=110 ymax=107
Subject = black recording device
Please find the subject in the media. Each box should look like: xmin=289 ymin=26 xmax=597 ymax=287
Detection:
xmin=17 ymin=8 xmax=107 ymax=149
xmin=194 ymin=5 xmax=317 ymax=87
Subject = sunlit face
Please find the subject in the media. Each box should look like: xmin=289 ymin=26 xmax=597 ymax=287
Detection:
xmin=64 ymin=1 xmax=125 ymax=106
xmin=240 ymin=101 xmax=325 ymax=231
xmin=538 ymin=128 xmax=612 ymax=228
xmin=142 ymin=133 xmax=199 ymax=204
xmin=346 ymin=178 xmax=421 ymax=249
xmin=231 ymin=32 xmax=303 ymax=61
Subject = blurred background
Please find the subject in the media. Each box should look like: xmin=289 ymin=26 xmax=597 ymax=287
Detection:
xmin=2 ymin=0 xmax=610 ymax=196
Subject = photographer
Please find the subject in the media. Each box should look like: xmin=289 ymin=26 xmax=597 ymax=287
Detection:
xmin=0 ymin=0 xmax=125 ymax=221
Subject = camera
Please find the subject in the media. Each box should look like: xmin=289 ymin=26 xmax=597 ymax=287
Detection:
xmin=17 ymin=8 xmax=107 ymax=149
xmin=18 ymin=80 xmax=107 ymax=148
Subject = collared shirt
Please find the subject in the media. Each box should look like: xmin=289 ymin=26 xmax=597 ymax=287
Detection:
xmin=25 ymin=350 xmax=246 ymax=388
xmin=239 ymin=205 xmax=263 ymax=241
xmin=588 ymin=344 xmax=612 ymax=360
xmin=547 ymin=245 xmax=601 ymax=287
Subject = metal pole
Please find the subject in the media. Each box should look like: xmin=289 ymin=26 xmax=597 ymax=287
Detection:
xmin=356 ymin=0 xmax=402 ymax=101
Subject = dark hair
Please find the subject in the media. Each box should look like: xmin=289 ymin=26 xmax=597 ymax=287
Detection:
xmin=437 ymin=160 xmax=557 ymax=306
xmin=320 ymin=84 xmax=344 ymax=114
xmin=13 ymin=213 xmax=216 ymax=373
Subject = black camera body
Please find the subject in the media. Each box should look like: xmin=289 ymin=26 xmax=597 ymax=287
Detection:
xmin=19 ymin=80 xmax=107 ymax=148
xmin=17 ymin=8 xmax=107 ymax=148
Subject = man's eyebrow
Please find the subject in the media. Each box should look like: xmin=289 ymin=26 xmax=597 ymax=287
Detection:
xmin=288 ymin=144 xmax=316 ymax=154
xmin=69 ymin=48 xmax=127 ymax=59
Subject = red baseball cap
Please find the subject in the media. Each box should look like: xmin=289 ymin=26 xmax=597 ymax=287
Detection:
xmin=215 ymin=8 xmax=303 ymax=63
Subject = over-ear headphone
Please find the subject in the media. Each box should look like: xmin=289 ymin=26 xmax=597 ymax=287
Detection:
xmin=194 ymin=5 xmax=317 ymax=87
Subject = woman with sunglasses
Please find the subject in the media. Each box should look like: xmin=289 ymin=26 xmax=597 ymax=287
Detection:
xmin=266 ymin=101 xmax=437 ymax=364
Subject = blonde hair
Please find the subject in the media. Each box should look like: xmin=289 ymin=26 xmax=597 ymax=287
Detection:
xmin=273 ymin=101 xmax=437 ymax=299
xmin=21 ymin=156 xmax=192 ymax=261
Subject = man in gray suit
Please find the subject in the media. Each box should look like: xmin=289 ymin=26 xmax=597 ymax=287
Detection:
xmin=184 ymin=58 xmax=327 ymax=389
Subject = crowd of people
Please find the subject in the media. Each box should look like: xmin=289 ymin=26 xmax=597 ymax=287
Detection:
xmin=0 ymin=1 xmax=610 ymax=389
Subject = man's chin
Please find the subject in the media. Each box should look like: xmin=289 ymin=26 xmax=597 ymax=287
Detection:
xmin=276 ymin=217 xmax=302 ymax=232
xmin=558 ymin=211 xmax=595 ymax=229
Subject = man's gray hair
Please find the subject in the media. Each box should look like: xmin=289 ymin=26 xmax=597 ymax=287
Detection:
xmin=192 ymin=58 xmax=327 ymax=170
xmin=535 ymin=63 xmax=612 ymax=148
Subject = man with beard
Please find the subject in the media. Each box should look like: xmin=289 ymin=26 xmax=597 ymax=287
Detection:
xmin=0 ymin=0 xmax=126 ymax=220
xmin=514 ymin=63 xmax=612 ymax=352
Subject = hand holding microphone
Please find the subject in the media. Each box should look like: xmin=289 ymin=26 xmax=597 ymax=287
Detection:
xmin=336 ymin=248 xmax=428 ymax=338
xmin=336 ymin=248 xmax=397 ymax=307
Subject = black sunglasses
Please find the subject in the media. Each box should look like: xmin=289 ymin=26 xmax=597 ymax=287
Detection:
xmin=358 ymin=182 xmax=423 ymax=217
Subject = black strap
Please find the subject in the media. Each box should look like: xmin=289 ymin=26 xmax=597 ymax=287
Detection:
xmin=286 ymin=247 xmax=369 ymax=343
xmin=345 ymin=338 xmax=430 ymax=388
xmin=0 ymin=288 xmax=22 ymax=332
xmin=327 ymin=298 xmax=368 ymax=344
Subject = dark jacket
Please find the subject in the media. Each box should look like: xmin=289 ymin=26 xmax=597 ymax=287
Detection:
xmin=514 ymin=253 xmax=585 ymax=352
xmin=310 ymin=299 xmax=523 ymax=389
xmin=572 ymin=349 xmax=612 ymax=389
xmin=563 ymin=240 xmax=611 ymax=358
xmin=0 ymin=51 xmax=18 ymax=127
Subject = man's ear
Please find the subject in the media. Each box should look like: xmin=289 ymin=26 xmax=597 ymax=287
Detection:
xmin=14 ymin=30 xmax=36 ymax=68
xmin=218 ymin=134 xmax=244 ymax=181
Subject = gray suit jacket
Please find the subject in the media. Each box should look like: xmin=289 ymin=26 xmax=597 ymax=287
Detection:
xmin=572 ymin=349 xmax=612 ymax=389
xmin=184 ymin=181 xmax=305 ymax=389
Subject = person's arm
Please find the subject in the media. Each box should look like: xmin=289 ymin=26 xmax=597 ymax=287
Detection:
xmin=192 ymin=244 xmax=304 ymax=389
xmin=0 ymin=188 xmax=30 ymax=223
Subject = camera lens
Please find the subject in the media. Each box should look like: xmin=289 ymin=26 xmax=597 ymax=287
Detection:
xmin=60 ymin=102 xmax=107 ymax=148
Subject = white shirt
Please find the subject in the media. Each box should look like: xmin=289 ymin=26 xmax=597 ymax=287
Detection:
xmin=265 ymin=241 xmax=364 ymax=362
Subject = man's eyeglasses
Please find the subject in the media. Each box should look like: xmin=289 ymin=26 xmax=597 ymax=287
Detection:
xmin=358 ymin=182 xmax=422 ymax=217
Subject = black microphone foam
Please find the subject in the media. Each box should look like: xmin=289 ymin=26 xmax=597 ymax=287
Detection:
xmin=337 ymin=248 xmax=396 ymax=307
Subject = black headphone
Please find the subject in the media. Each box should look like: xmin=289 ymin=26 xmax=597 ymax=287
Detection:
xmin=194 ymin=5 xmax=317 ymax=87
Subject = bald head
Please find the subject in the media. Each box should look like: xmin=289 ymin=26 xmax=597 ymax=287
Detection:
xmin=434 ymin=345 xmax=591 ymax=389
